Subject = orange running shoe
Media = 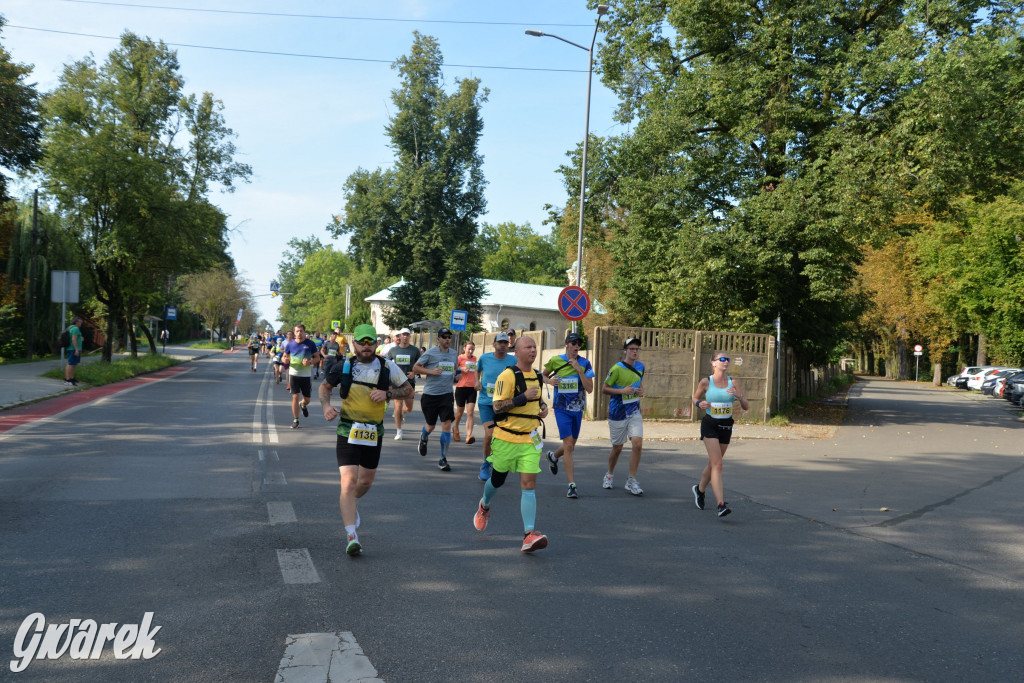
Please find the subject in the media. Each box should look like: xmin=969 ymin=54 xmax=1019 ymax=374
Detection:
xmin=473 ymin=500 xmax=490 ymax=531
xmin=521 ymin=530 xmax=548 ymax=552
xmin=453 ymin=428 xmax=461 ymax=442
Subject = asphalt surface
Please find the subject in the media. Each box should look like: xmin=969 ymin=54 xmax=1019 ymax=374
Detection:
xmin=1 ymin=351 xmax=1022 ymax=681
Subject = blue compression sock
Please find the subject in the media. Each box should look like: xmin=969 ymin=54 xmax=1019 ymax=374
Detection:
xmin=440 ymin=431 xmax=452 ymax=457
xmin=482 ymin=479 xmax=498 ymax=507
xmin=520 ymin=490 xmax=537 ymax=532
xmin=421 ymin=426 xmax=428 ymax=440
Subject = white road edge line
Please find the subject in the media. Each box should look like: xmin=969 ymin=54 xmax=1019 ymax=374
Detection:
xmin=253 ymin=374 xmax=269 ymax=443
xmin=275 ymin=549 xmax=320 ymax=585
xmin=267 ymin=382 xmax=279 ymax=444
xmin=275 ymin=632 xmax=382 ymax=682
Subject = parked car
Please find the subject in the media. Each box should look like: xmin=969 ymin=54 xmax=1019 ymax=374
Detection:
xmin=1006 ymin=374 xmax=1024 ymax=405
xmin=980 ymin=369 xmax=1020 ymax=396
xmin=997 ymin=371 xmax=1024 ymax=399
xmin=948 ymin=366 xmax=984 ymax=387
xmin=967 ymin=367 xmax=1011 ymax=391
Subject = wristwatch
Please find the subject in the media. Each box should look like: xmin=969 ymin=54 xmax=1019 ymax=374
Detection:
xmin=385 ymin=390 xmax=393 ymax=400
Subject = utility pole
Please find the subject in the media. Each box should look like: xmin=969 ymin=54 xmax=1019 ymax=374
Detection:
xmin=26 ymin=189 xmax=40 ymax=359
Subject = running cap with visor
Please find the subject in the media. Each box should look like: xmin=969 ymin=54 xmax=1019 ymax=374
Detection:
xmin=494 ymin=332 xmax=510 ymax=342
xmin=565 ymin=332 xmax=583 ymax=344
xmin=623 ymin=336 xmax=642 ymax=348
xmin=353 ymin=324 xmax=377 ymax=343
xmin=398 ymin=327 xmax=411 ymax=335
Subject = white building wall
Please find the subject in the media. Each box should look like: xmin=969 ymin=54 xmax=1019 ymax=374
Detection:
xmin=369 ymin=302 xmax=570 ymax=348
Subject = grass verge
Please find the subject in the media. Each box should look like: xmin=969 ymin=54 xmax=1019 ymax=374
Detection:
xmin=42 ymin=354 xmax=180 ymax=387
xmin=190 ymin=341 xmax=232 ymax=350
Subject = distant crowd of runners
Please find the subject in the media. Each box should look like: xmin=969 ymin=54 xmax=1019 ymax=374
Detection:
xmin=244 ymin=324 xmax=748 ymax=556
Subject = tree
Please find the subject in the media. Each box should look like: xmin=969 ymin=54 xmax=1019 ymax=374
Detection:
xmin=329 ymin=32 xmax=488 ymax=327
xmin=276 ymin=240 xmax=393 ymax=332
xmin=179 ymin=268 xmax=252 ymax=342
xmin=476 ymin=222 xmax=565 ymax=286
xmin=570 ymin=1 xmax=1024 ymax=366
xmin=0 ymin=18 xmax=42 ymax=204
xmin=39 ymin=32 xmax=250 ymax=360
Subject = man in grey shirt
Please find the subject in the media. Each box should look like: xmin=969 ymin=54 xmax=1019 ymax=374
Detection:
xmin=412 ymin=327 xmax=458 ymax=471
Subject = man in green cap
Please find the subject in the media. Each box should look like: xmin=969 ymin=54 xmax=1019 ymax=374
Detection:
xmin=320 ymin=324 xmax=413 ymax=556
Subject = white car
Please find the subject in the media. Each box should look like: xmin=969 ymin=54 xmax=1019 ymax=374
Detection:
xmin=966 ymin=367 xmax=1012 ymax=391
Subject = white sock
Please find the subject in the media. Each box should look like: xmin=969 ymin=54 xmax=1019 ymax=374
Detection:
xmin=345 ymin=525 xmax=357 ymax=538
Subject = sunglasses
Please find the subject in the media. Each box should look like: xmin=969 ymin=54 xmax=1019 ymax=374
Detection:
xmin=355 ymin=338 xmax=376 ymax=345
xmin=567 ymin=340 xmax=581 ymax=346
xmin=715 ymin=356 xmax=730 ymax=362
xmin=439 ymin=334 xmax=452 ymax=339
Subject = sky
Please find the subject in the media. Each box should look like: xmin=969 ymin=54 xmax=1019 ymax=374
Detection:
xmin=1 ymin=0 xmax=627 ymax=327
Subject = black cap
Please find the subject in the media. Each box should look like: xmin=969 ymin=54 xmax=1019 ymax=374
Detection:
xmin=438 ymin=328 xmax=452 ymax=336
xmin=623 ymin=336 xmax=641 ymax=348
xmin=565 ymin=332 xmax=583 ymax=344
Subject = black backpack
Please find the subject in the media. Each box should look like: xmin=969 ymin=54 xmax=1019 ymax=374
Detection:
xmin=59 ymin=329 xmax=70 ymax=348
xmin=337 ymin=355 xmax=391 ymax=399
xmin=493 ymin=366 xmax=543 ymax=435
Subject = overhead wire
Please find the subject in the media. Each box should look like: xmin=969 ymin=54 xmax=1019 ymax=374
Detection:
xmin=6 ymin=24 xmax=589 ymax=73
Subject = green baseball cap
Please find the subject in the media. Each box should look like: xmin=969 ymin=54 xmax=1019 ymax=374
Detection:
xmin=353 ymin=324 xmax=377 ymax=343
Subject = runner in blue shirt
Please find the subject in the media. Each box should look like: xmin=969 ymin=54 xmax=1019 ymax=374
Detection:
xmin=541 ymin=331 xmax=594 ymax=498
xmin=474 ymin=332 xmax=518 ymax=481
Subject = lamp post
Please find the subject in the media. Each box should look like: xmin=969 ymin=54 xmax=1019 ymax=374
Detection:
xmin=527 ymin=3 xmax=609 ymax=333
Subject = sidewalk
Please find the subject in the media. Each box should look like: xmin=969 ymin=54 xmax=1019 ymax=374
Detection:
xmin=0 ymin=344 xmax=229 ymax=411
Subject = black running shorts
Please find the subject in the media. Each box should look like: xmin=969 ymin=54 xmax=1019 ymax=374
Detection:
xmin=421 ymin=392 xmax=455 ymax=426
xmin=335 ymin=431 xmax=383 ymax=469
xmin=699 ymin=414 xmax=734 ymax=444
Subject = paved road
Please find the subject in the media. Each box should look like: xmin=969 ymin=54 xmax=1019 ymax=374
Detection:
xmin=0 ymin=359 xmax=1021 ymax=681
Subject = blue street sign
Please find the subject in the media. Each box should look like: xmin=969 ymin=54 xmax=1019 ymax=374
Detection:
xmin=450 ymin=310 xmax=468 ymax=331
xmin=270 ymin=280 xmax=280 ymax=293
xmin=165 ymin=306 xmax=177 ymax=320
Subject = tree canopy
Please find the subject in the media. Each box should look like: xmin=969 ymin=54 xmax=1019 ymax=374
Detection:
xmin=329 ymin=32 xmax=488 ymax=328
xmin=39 ymin=32 xmax=250 ymax=359
xmin=569 ymin=0 xmax=1024 ymax=366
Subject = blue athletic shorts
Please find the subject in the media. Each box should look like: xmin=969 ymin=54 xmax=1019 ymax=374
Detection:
xmin=555 ymin=409 xmax=582 ymax=440
xmin=478 ymin=403 xmax=495 ymax=425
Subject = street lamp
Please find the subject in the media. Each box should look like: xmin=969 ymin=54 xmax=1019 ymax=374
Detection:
xmin=527 ymin=3 xmax=609 ymax=333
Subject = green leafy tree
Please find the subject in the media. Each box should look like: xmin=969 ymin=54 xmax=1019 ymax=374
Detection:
xmin=179 ymin=268 xmax=252 ymax=342
xmin=572 ymin=1 xmax=1024 ymax=366
xmin=476 ymin=222 xmax=565 ymax=285
xmin=38 ymin=32 xmax=250 ymax=360
xmin=329 ymin=32 xmax=488 ymax=327
xmin=0 ymin=18 xmax=42 ymax=204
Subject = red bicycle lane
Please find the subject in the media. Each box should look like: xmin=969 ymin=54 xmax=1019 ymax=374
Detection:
xmin=0 ymin=364 xmax=195 ymax=436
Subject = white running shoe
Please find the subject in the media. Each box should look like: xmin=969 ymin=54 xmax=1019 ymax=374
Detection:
xmin=394 ymin=429 xmax=403 ymax=441
xmin=625 ymin=476 xmax=644 ymax=496
xmin=602 ymin=472 xmax=614 ymax=489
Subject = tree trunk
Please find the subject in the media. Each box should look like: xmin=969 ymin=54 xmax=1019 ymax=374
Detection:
xmin=932 ymin=361 xmax=942 ymax=386
xmin=976 ymin=333 xmax=988 ymax=365
xmin=896 ymin=338 xmax=908 ymax=380
xmin=126 ymin=314 xmax=139 ymax=358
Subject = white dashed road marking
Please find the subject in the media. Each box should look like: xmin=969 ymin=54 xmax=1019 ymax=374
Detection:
xmin=276 ymin=549 xmax=320 ymax=584
xmin=264 ymin=472 xmax=287 ymax=486
xmin=267 ymin=501 xmax=297 ymax=524
xmin=275 ymin=632 xmax=382 ymax=682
